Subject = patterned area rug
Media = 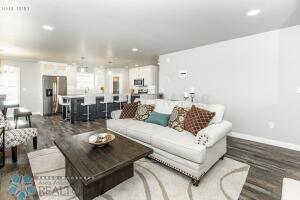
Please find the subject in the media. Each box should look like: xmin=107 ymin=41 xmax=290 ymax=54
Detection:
xmin=28 ymin=146 xmax=249 ymax=200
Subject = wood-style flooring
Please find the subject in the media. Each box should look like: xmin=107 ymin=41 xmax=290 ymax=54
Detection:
xmin=0 ymin=115 xmax=299 ymax=200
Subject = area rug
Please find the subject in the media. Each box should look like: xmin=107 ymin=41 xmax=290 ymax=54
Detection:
xmin=28 ymin=146 xmax=249 ymax=200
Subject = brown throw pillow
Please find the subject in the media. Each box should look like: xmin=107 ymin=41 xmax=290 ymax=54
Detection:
xmin=168 ymin=106 xmax=190 ymax=132
xmin=134 ymin=104 xmax=155 ymax=121
xmin=184 ymin=105 xmax=215 ymax=135
xmin=120 ymin=102 xmax=139 ymax=119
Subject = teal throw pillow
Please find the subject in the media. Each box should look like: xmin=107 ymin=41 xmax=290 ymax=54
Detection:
xmin=145 ymin=112 xmax=170 ymax=127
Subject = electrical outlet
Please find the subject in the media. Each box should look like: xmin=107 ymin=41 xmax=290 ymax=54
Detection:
xmin=268 ymin=121 xmax=275 ymax=129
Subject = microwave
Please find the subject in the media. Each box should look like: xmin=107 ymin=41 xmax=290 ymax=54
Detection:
xmin=134 ymin=78 xmax=144 ymax=86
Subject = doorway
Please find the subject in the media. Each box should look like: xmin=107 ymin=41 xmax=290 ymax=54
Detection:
xmin=112 ymin=76 xmax=120 ymax=94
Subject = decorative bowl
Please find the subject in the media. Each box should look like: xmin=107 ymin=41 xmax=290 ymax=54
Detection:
xmin=88 ymin=133 xmax=115 ymax=147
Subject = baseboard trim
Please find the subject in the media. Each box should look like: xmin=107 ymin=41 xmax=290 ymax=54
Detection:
xmin=228 ymin=132 xmax=300 ymax=152
xmin=32 ymin=112 xmax=42 ymax=116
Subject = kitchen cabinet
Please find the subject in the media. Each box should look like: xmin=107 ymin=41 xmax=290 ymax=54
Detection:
xmin=41 ymin=62 xmax=68 ymax=76
xmin=129 ymin=65 xmax=158 ymax=89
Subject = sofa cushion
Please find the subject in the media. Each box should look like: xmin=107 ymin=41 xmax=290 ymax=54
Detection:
xmin=138 ymin=99 xmax=157 ymax=105
xmin=120 ymin=102 xmax=139 ymax=119
xmin=184 ymin=105 xmax=215 ymax=135
xmin=134 ymin=104 xmax=155 ymax=121
xmin=151 ymin=127 xmax=206 ymax=164
xmin=106 ymin=119 xmax=136 ymax=135
xmin=146 ymin=112 xmax=170 ymax=127
xmin=154 ymin=100 xmax=180 ymax=114
xmin=126 ymin=121 xmax=166 ymax=144
xmin=168 ymin=106 xmax=190 ymax=132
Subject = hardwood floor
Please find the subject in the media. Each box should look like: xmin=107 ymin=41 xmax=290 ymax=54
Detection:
xmin=227 ymin=136 xmax=300 ymax=200
xmin=0 ymin=115 xmax=299 ymax=200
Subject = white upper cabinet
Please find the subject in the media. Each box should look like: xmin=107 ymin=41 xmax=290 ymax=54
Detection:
xmin=129 ymin=65 xmax=158 ymax=89
xmin=40 ymin=61 xmax=68 ymax=76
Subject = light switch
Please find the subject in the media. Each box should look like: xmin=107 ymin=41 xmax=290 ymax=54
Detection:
xmin=296 ymin=87 xmax=300 ymax=94
xmin=268 ymin=121 xmax=275 ymax=129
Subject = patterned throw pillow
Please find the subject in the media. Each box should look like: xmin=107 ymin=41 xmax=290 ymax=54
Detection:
xmin=120 ymin=102 xmax=139 ymax=119
xmin=168 ymin=106 xmax=190 ymax=132
xmin=184 ymin=105 xmax=215 ymax=135
xmin=134 ymin=104 xmax=155 ymax=121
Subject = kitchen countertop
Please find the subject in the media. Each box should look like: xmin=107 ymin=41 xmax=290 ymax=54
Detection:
xmin=62 ymin=93 xmax=156 ymax=99
xmin=62 ymin=93 xmax=127 ymax=98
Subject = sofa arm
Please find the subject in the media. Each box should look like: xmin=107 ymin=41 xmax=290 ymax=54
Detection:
xmin=111 ymin=110 xmax=122 ymax=120
xmin=195 ymin=120 xmax=232 ymax=147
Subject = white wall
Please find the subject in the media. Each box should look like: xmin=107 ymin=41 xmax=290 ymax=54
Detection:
xmin=159 ymin=25 xmax=300 ymax=146
xmin=2 ymin=59 xmax=43 ymax=115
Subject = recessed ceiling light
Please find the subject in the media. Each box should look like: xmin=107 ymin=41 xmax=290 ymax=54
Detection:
xmin=135 ymin=64 xmax=139 ymax=67
xmin=247 ymin=9 xmax=261 ymax=16
xmin=42 ymin=25 xmax=54 ymax=31
xmin=131 ymin=48 xmax=138 ymax=52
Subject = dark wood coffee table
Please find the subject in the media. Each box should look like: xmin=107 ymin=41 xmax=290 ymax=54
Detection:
xmin=54 ymin=130 xmax=153 ymax=200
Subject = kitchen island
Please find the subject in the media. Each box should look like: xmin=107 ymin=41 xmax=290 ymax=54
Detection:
xmin=62 ymin=94 xmax=131 ymax=123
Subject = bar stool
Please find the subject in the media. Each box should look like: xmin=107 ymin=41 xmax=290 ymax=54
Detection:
xmin=114 ymin=94 xmax=128 ymax=109
xmin=58 ymin=95 xmax=71 ymax=121
xmin=81 ymin=93 xmax=96 ymax=121
xmin=100 ymin=94 xmax=114 ymax=119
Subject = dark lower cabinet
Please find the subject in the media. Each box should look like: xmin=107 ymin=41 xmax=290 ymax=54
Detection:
xmin=67 ymin=96 xmax=122 ymax=123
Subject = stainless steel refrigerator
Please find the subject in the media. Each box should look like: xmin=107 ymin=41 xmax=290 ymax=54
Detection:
xmin=43 ymin=75 xmax=67 ymax=115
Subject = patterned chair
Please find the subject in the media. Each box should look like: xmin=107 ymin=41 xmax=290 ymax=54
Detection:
xmin=0 ymin=110 xmax=38 ymax=167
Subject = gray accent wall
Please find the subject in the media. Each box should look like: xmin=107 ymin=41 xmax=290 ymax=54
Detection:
xmin=159 ymin=25 xmax=300 ymax=145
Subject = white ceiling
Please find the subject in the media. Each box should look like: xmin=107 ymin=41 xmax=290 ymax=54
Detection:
xmin=0 ymin=0 xmax=299 ymax=67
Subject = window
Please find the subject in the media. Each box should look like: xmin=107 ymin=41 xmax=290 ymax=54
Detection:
xmin=76 ymin=72 xmax=95 ymax=90
xmin=0 ymin=66 xmax=20 ymax=102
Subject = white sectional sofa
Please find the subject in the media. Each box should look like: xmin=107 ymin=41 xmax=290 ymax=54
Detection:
xmin=107 ymin=99 xmax=232 ymax=186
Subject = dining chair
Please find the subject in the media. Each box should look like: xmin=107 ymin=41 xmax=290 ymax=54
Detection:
xmin=0 ymin=126 xmax=4 ymax=168
xmin=0 ymin=110 xmax=38 ymax=166
xmin=0 ymin=94 xmax=6 ymax=113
